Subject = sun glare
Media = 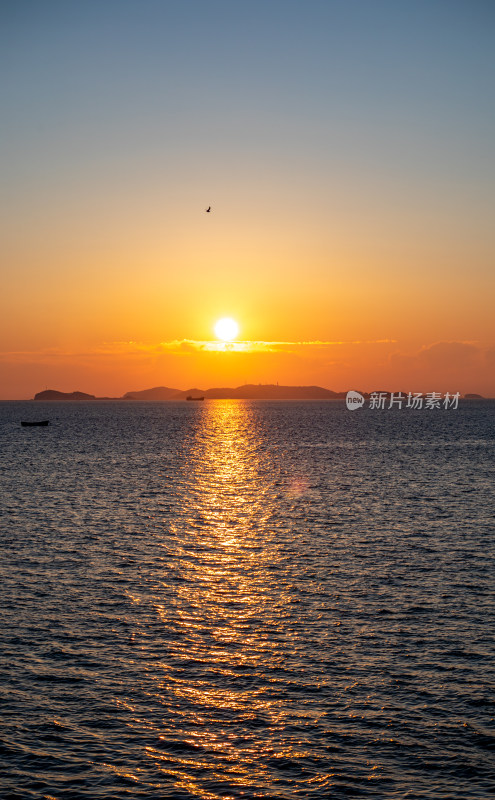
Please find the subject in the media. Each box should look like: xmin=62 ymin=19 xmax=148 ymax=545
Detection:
xmin=214 ymin=317 xmax=239 ymax=342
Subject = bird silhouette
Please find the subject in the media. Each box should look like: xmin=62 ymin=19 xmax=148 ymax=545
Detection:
xmin=206 ymin=206 xmax=211 ymax=212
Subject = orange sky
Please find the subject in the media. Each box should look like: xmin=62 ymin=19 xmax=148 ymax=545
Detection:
xmin=1 ymin=2 xmax=494 ymax=399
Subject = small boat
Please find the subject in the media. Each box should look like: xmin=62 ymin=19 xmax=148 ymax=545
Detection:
xmin=21 ymin=420 xmax=50 ymax=427
xmin=186 ymin=396 xmax=204 ymax=401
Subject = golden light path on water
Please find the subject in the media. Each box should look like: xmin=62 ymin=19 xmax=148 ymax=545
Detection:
xmin=122 ymin=400 xmax=334 ymax=798
xmin=150 ymin=401 xmax=303 ymax=798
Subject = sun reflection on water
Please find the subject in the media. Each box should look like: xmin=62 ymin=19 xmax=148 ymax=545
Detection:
xmin=145 ymin=401 xmax=307 ymax=797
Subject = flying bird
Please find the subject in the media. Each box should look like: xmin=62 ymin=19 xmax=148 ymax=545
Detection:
xmin=205 ymin=206 xmax=211 ymax=212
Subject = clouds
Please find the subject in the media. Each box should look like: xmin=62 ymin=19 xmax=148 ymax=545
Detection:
xmin=1 ymin=338 xmax=493 ymax=399
xmin=387 ymin=341 xmax=495 ymax=393
xmin=125 ymin=338 xmax=398 ymax=355
xmin=389 ymin=340 xmax=492 ymax=370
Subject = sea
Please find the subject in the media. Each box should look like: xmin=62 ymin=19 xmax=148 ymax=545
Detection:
xmin=0 ymin=399 xmax=494 ymax=800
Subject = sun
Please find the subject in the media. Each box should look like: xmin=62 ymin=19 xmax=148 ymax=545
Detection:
xmin=214 ymin=317 xmax=239 ymax=342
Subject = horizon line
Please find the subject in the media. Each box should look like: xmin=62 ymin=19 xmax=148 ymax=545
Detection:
xmin=2 ymin=385 xmax=490 ymax=402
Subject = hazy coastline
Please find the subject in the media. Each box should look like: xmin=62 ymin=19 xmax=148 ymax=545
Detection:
xmin=28 ymin=387 xmax=489 ymax=402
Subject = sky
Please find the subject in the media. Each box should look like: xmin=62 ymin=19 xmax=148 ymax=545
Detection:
xmin=1 ymin=0 xmax=494 ymax=398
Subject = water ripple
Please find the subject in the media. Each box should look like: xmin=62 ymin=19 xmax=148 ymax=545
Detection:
xmin=0 ymin=400 xmax=494 ymax=798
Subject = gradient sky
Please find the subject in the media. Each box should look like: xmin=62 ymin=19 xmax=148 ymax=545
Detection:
xmin=1 ymin=0 xmax=494 ymax=398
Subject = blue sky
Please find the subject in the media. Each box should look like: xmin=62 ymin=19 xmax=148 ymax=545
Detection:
xmin=3 ymin=0 xmax=493 ymax=205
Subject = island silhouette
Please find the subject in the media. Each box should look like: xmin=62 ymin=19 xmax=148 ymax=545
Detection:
xmin=32 ymin=387 xmax=485 ymax=402
xmin=34 ymin=385 xmax=351 ymax=401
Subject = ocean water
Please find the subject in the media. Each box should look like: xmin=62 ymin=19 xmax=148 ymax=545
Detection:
xmin=0 ymin=399 xmax=494 ymax=800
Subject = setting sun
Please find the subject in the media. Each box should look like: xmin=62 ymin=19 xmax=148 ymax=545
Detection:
xmin=214 ymin=317 xmax=239 ymax=342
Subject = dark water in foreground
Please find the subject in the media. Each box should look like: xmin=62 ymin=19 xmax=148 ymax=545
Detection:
xmin=0 ymin=400 xmax=494 ymax=799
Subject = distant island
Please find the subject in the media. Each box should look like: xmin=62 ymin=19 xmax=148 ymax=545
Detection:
xmin=34 ymin=385 xmax=347 ymax=401
xmin=33 ymin=386 xmax=487 ymax=402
